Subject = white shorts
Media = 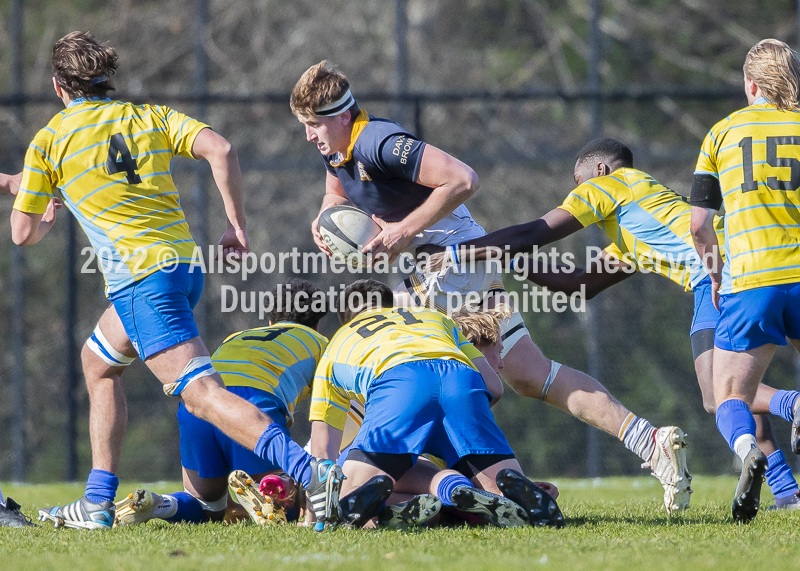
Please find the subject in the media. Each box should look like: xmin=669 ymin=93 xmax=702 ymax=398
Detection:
xmin=398 ymin=260 xmax=530 ymax=357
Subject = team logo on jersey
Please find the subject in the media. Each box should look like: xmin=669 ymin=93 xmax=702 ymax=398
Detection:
xmin=392 ymin=135 xmax=415 ymax=165
xmin=357 ymin=161 xmax=372 ymax=181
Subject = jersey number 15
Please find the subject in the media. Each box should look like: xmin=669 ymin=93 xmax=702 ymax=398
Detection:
xmin=740 ymin=136 xmax=800 ymax=192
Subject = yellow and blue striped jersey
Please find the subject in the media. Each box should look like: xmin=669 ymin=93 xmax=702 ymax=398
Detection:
xmin=309 ymin=307 xmax=483 ymax=430
xmin=212 ymin=323 xmax=328 ymax=426
xmin=559 ymin=167 xmax=724 ymax=291
xmin=14 ymin=98 xmax=208 ymax=295
xmin=695 ymin=98 xmax=800 ymax=293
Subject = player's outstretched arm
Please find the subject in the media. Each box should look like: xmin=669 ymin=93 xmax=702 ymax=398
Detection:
xmin=311 ymin=173 xmax=352 ymax=256
xmin=310 ymin=420 xmax=344 ymax=461
xmin=191 ymin=128 xmax=249 ymax=257
xmin=0 ymin=172 xmax=21 ymax=195
xmin=366 ymin=144 xmax=479 ymax=262
xmin=459 ymin=207 xmax=584 ymax=263
xmin=11 ymin=198 xmax=62 ymax=246
xmin=517 ymin=249 xmax=634 ymax=299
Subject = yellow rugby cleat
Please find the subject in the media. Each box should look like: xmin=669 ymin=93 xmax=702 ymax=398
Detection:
xmin=114 ymin=489 xmax=162 ymax=527
xmin=228 ymin=470 xmax=286 ymax=525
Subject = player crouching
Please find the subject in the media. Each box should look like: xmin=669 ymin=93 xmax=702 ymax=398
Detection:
xmin=309 ymin=279 xmax=565 ymax=529
xmin=111 ymin=280 xmax=340 ymax=528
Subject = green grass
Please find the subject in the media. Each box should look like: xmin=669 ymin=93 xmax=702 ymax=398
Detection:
xmin=2 ymin=477 xmax=799 ymax=570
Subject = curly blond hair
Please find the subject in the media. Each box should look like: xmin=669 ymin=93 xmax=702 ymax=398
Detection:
xmin=744 ymin=39 xmax=800 ymax=111
xmin=452 ymin=305 xmax=512 ymax=347
xmin=290 ymin=61 xmax=352 ymax=118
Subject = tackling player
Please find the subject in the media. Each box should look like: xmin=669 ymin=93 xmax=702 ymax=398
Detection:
xmin=690 ymin=39 xmax=800 ymax=522
xmin=8 ymin=32 xmax=342 ymax=529
xmin=479 ymin=137 xmax=800 ymax=509
xmin=113 ymin=279 xmax=328 ymax=526
xmin=291 ymin=62 xmax=690 ymax=515
xmin=309 ymin=279 xmax=564 ymax=529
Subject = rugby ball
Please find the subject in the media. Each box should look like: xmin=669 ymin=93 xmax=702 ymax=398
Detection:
xmin=317 ymin=205 xmax=381 ymax=267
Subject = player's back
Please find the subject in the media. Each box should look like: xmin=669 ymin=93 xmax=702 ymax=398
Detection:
xmin=17 ymin=99 xmax=207 ymax=293
xmin=317 ymin=307 xmax=479 ymax=396
xmin=561 ymin=167 xmax=723 ymax=290
xmin=212 ymin=323 xmax=328 ymax=424
xmin=696 ymin=101 xmax=800 ymax=292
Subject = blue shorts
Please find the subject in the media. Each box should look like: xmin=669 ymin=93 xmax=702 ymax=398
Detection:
xmin=715 ymin=283 xmax=800 ymax=351
xmin=179 ymin=385 xmax=289 ymax=479
xmin=690 ymin=276 xmax=719 ymax=336
xmin=109 ymin=264 xmax=204 ymax=360
xmin=348 ymin=359 xmax=513 ymax=467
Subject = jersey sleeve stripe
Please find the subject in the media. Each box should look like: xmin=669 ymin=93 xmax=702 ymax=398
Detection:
xmin=17 ymin=188 xmax=52 ymax=197
xmin=23 ymin=165 xmax=49 ymax=176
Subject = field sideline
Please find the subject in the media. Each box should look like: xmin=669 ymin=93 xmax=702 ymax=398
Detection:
xmin=2 ymin=476 xmax=798 ymax=570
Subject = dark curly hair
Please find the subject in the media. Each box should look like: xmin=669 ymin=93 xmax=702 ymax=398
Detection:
xmin=269 ymin=278 xmax=327 ymax=329
xmin=52 ymin=31 xmax=117 ymax=98
xmin=338 ymin=279 xmax=395 ymax=325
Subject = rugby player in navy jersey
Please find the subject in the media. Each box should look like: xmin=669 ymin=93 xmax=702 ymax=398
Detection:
xmin=291 ymin=62 xmax=689 ymax=514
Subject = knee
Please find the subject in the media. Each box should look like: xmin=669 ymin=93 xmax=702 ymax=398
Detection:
xmin=180 ymin=375 xmax=222 ymax=419
xmin=703 ymin=400 xmax=717 ymax=415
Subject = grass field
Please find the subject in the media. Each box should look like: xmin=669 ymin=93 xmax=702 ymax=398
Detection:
xmin=2 ymin=476 xmax=799 ymax=570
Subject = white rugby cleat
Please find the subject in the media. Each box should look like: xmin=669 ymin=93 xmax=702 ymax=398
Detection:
xmin=643 ymin=426 xmax=692 ymax=515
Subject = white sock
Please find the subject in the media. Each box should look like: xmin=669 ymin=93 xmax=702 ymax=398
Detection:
xmin=619 ymin=413 xmax=657 ymax=462
xmin=154 ymin=494 xmax=178 ymax=519
xmin=733 ymin=434 xmax=757 ymax=462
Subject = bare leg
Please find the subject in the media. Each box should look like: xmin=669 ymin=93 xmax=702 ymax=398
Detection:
xmin=695 ymin=346 xmax=779 ymax=454
xmin=713 ymin=344 xmax=776 ymax=407
xmin=85 ymin=306 xmax=137 ymax=474
xmin=501 ymin=335 xmax=630 ymax=437
xmin=143 ymin=337 xmax=275 ymax=450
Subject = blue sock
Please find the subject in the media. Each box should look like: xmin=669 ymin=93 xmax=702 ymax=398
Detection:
xmin=84 ymin=469 xmax=119 ymax=504
xmin=163 ymin=491 xmax=204 ymax=524
xmin=437 ymin=474 xmax=473 ymax=506
xmin=769 ymin=390 xmax=800 ymax=423
xmin=715 ymin=399 xmax=756 ymax=453
xmin=254 ymin=424 xmax=313 ymax=488
xmin=766 ymin=450 xmax=799 ymax=499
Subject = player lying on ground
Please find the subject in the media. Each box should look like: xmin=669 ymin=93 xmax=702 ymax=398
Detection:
xmin=7 ymin=32 xmax=342 ymax=530
xmin=309 ymin=279 xmax=565 ymax=529
xmin=113 ymin=279 xmax=332 ymax=526
xmin=691 ymin=39 xmax=800 ymax=522
xmin=475 ymin=137 xmax=800 ymax=510
xmin=292 ymin=61 xmax=689 ymax=514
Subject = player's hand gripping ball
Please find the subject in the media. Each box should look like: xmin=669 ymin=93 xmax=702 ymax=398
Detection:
xmin=317 ymin=205 xmax=381 ymax=268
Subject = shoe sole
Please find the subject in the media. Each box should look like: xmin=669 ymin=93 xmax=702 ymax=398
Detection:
xmin=450 ymin=488 xmax=528 ymax=528
xmin=37 ymin=510 xmax=110 ymax=530
xmin=229 ymin=470 xmax=282 ymax=525
xmin=114 ymin=489 xmax=157 ymax=527
xmin=792 ymin=410 xmax=800 ymax=455
xmin=660 ymin=427 xmax=692 ymax=514
xmin=732 ymin=449 xmax=767 ymax=523
xmin=378 ymin=494 xmax=441 ymax=529
xmin=496 ymin=469 xmax=565 ymax=528
xmin=339 ymin=475 xmax=394 ymax=529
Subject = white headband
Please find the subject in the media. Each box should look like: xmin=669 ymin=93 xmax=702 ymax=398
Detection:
xmin=315 ymin=89 xmax=356 ymax=116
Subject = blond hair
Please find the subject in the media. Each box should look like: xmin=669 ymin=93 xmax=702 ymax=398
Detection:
xmin=52 ymin=31 xmax=117 ymax=98
xmin=453 ymin=305 xmax=513 ymax=347
xmin=744 ymin=39 xmax=800 ymax=111
xmin=290 ymin=61 xmax=352 ymax=118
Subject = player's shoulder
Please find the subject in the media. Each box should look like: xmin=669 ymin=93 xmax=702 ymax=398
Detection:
xmin=356 ymin=116 xmax=417 ymax=154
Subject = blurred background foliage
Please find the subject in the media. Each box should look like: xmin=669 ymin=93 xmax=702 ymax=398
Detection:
xmin=0 ymin=0 xmax=799 ymax=483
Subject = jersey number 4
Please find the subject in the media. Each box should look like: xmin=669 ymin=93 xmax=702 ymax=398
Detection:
xmin=740 ymin=136 xmax=800 ymax=192
xmin=106 ymin=133 xmax=142 ymax=184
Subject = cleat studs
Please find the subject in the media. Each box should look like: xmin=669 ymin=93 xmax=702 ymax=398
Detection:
xmin=256 ymin=511 xmax=262 ymax=516
xmin=237 ymin=488 xmax=243 ymax=494
xmin=246 ymin=479 xmax=251 ymax=484
xmin=266 ymin=498 xmax=272 ymax=503
xmin=268 ymin=514 xmax=274 ymax=520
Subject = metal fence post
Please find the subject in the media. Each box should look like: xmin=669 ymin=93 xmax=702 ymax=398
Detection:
xmin=585 ymin=0 xmax=604 ymax=479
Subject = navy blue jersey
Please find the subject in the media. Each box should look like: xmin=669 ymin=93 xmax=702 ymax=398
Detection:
xmin=324 ymin=111 xmax=429 ymax=222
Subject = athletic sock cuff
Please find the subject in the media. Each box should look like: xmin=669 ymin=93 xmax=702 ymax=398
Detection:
xmin=769 ymin=390 xmax=799 ymax=423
